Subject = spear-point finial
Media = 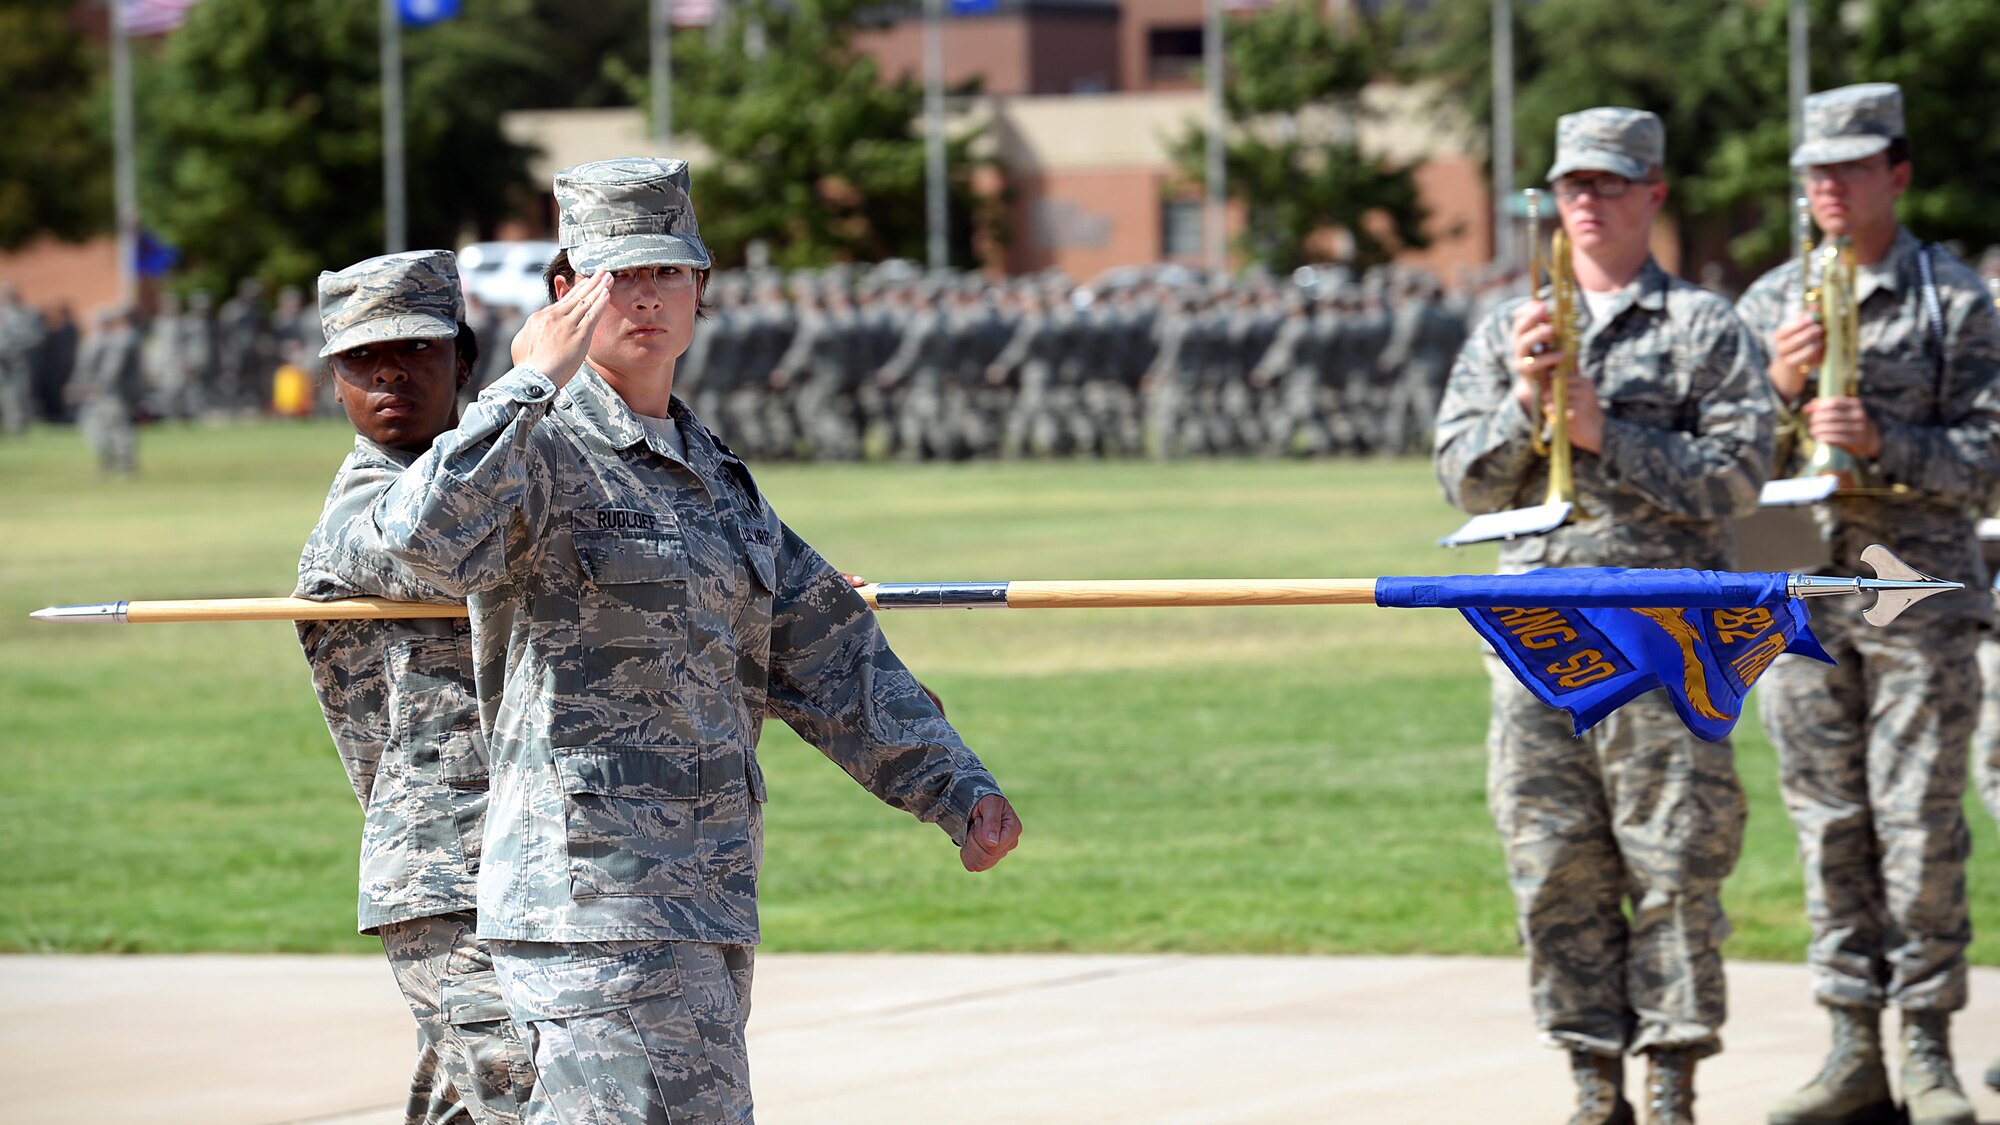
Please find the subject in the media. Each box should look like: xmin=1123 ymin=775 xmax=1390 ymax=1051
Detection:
xmin=29 ymin=601 xmax=129 ymax=624
xmin=1786 ymin=544 xmax=1964 ymax=626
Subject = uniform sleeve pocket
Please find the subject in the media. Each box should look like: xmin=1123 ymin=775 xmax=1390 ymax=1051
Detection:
xmin=555 ymin=747 xmax=703 ymax=899
xmin=746 ymin=539 xmax=778 ymax=594
xmin=387 ymin=633 xmax=489 ymax=789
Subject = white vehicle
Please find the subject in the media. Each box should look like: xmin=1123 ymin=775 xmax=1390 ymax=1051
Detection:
xmin=456 ymin=240 xmax=559 ymax=312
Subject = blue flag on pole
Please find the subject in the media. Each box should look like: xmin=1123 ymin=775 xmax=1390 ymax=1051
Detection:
xmin=399 ymin=0 xmax=460 ymax=27
xmin=1375 ymin=567 xmax=1835 ymax=741
xmin=949 ymin=0 xmax=999 ymax=14
xmin=135 ymin=229 xmax=179 ymax=277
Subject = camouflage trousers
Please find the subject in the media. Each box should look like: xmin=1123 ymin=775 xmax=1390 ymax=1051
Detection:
xmin=1000 ymin=363 xmax=1052 ymax=458
xmin=1759 ymin=603 xmax=1976 ymax=1012
xmin=894 ymin=381 xmax=946 ymax=461
xmin=1484 ymin=656 xmax=1745 ymax=1059
xmin=791 ymin=375 xmax=858 ymax=461
xmin=379 ymin=911 xmax=542 ymax=1125
xmin=1142 ymin=380 xmax=1188 ymax=460
xmin=494 ymin=940 xmax=755 ymax=1125
xmin=1263 ymin=374 xmax=1332 ymax=458
xmin=1082 ymin=379 xmax=1143 ymax=457
xmin=1971 ymin=632 xmax=2000 ymax=826
xmin=0 ymin=362 xmax=30 ymax=435
xmin=78 ymin=397 xmax=135 ymax=474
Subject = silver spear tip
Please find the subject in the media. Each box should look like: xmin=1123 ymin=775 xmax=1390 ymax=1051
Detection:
xmin=28 ymin=601 xmax=129 ymax=623
xmin=1857 ymin=544 xmax=1961 ymax=626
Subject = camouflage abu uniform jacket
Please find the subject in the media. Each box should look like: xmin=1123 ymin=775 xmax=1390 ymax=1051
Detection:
xmin=331 ymin=364 xmax=1003 ymax=944
xmin=296 ymin=438 xmax=488 ymax=933
xmin=1736 ymin=228 xmax=2000 ymax=627
xmin=1436 ymin=257 xmax=1775 ymax=571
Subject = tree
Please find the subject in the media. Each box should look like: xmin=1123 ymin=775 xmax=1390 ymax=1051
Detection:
xmin=138 ymin=0 xmax=545 ymax=293
xmin=1169 ymin=1 xmax=1430 ymax=273
xmin=612 ymin=0 xmax=1000 ymax=269
xmin=0 ymin=0 xmax=111 ymax=249
xmin=1421 ymin=0 xmax=2000 ymax=277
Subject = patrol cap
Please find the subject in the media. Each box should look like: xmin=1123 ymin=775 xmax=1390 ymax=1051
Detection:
xmin=1546 ymin=107 xmax=1664 ymax=182
xmin=554 ymin=157 xmax=713 ymax=274
xmin=1792 ymin=83 xmax=1904 ymax=167
xmin=316 ymin=250 xmax=463 ymax=359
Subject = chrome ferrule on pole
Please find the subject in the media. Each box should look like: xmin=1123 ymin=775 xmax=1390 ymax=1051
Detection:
xmin=871 ymin=582 xmax=1010 ymax=609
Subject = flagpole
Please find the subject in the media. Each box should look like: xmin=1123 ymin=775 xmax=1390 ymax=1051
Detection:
xmin=26 ymin=547 xmax=1964 ymax=625
xmin=380 ymin=0 xmax=407 ymax=254
xmin=650 ymin=0 xmax=673 ymax=150
xmin=1788 ymin=0 xmax=1808 ymax=204
xmin=1203 ymin=0 xmax=1226 ymax=275
xmin=923 ymin=0 xmax=947 ymax=272
xmin=110 ymin=0 xmax=140 ymax=306
xmin=1490 ymin=0 xmax=1514 ymax=269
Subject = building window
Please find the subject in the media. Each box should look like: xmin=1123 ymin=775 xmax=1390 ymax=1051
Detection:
xmin=1031 ymin=199 xmax=1113 ymax=252
xmin=1161 ymin=198 xmax=1205 ymax=259
xmin=1146 ymin=27 xmax=1204 ymax=82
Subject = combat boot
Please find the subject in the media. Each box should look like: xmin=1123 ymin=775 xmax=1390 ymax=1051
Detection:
xmin=1566 ymin=1050 xmax=1634 ymax=1125
xmin=1899 ymin=1011 xmax=1975 ymax=1125
xmin=1768 ymin=1005 xmax=1898 ymax=1125
xmin=1641 ymin=1048 xmax=1696 ymax=1125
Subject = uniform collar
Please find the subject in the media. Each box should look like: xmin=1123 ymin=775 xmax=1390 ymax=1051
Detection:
xmin=1576 ymin=255 xmax=1667 ymax=339
xmin=558 ymin=365 xmax=652 ymax=454
xmin=1855 ymin=226 xmax=1920 ymax=303
xmin=558 ymin=365 xmax=745 ymax=477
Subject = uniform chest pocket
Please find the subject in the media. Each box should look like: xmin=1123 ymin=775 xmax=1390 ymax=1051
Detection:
xmin=1604 ymin=367 xmax=1689 ymax=431
xmin=386 ymin=633 xmax=488 ymax=789
xmin=574 ymin=531 xmax=690 ymax=689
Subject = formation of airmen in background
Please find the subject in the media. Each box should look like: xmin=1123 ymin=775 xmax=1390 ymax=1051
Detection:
xmin=14 ymin=245 xmax=2000 ymax=477
xmin=0 ymin=260 xmax=1497 ymax=468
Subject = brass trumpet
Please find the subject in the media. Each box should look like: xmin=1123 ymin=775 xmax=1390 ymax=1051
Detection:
xmin=1796 ymin=236 xmax=1873 ymax=489
xmin=1523 ymin=188 xmax=1582 ymax=509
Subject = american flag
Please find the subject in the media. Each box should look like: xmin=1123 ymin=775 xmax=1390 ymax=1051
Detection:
xmin=667 ymin=0 xmax=715 ymax=28
xmin=123 ymin=0 xmax=201 ymax=37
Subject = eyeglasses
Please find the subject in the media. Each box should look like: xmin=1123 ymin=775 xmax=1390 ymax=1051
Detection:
xmin=1804 ymin=158 xmax=1889 ymax=185
xmin=1551 ymin=173 xmax=1658 ymax=200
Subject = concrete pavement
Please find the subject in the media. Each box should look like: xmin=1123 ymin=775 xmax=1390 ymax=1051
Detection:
xmin=4 ymin=954 xmax=1997 ymax=1123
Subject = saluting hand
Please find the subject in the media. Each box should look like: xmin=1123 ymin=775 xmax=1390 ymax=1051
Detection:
xmin=512 ymin=270 xmax=613 ymax=388
xmin=1768 ymin=312 xmax=1826 ymax=401
xmin=960 ymin=793 xmax=1022 ymax=873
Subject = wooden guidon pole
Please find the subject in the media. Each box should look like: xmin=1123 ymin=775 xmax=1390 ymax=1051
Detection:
xmin=32 ymin=581 xmax=1386 ymax=624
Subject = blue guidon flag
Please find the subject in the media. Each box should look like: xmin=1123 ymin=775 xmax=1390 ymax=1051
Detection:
xmin=1375 ymin=568 xmax=1835 ymax=741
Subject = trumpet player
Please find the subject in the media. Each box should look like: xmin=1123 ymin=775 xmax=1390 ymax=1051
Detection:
xmin=1735 ymin=83 xmax=2000 ymax=1125
xmin=1435 ymin=108 xmax=1772 ymax=1125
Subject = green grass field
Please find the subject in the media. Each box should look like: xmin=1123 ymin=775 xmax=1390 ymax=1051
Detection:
xmin=2 ymin=420 xmax=1997 ymax=961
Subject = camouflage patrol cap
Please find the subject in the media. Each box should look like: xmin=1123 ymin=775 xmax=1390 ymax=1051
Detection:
xmin=316 ymin=250 xmax=463 ymax=358
xmin=554 ymin=157 xmax=713 ymax=274
xmin=1792 ymin=83 xmax=1903 ymax=167
xmin=1546 ymin=107 xmax=1664 ymax=182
